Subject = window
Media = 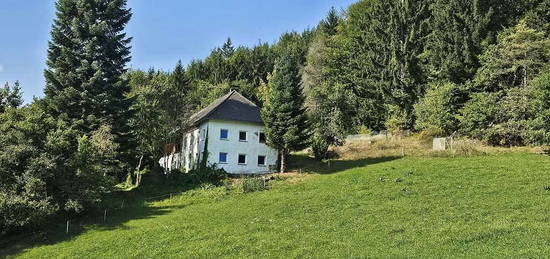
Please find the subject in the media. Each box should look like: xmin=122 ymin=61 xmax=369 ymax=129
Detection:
xmin=219 ymin=152 xmax=228 ymax=164
xmin=238 ymin=154 xmax=247 ymax=165
xmin=259 ymin=132 xmax=266 ymax=144
xmin=220 ymin=129 xmax=228 ymax=140
xmin=239 ymin=131 xmax=247 ymax=142
xmin=257 ymin=155 xmax=266 ymax=166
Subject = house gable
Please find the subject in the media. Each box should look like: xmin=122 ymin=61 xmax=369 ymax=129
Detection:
xmin=188 ymin=90 xmax=263 ymax=126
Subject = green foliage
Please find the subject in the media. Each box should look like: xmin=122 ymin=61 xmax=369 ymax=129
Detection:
xmin=43 ymin=0 xmax=133 ymax=178
xmin=0 ymin=104 xmax=118 ymax=231
xmin=262 ymin=52 xmax=310 ymax=171
xmin=303 ymin=15 xmax=349 ymax=160
xmin=414 ymin=82 xmax=465 ymax=134
xmin=474 ymin=20 xmax=550 ymax=91
xmin=425 ymin=0 xmax=533 ymax=84
xmin=459 ymin=86 xmax=541 ymax=146
xmin=529 ymin=71 xmax=550 ymax=144
xmin=184 ymin=164 xmax=227 ymax=186
xmin=199 ymin=128 xmax=209 ymax=172
xmin=458 ymin=92 xmax=500 ymax=141
xmin=425 ymin=0 xmax=490 ymax=83
xmin=455 ymin=19 xmax=550 ymax=145
xmin=0 ymin=81 xmax=23 ymax=113
xmin=240 ymin=176 xmax=268 ymax=193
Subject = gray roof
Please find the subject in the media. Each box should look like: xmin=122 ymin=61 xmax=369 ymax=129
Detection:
xmin=188 ymin=90 xmax=263 ymax=125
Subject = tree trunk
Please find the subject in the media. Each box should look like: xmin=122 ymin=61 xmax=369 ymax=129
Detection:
xmin=280 ymin=151 xmax=286 ymax=173
xmin=135 ymin=155 xmax=144 ymax=187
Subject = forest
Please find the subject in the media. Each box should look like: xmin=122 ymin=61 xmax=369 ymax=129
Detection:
xmin=1 ymin=0 xmax=549 ymax=235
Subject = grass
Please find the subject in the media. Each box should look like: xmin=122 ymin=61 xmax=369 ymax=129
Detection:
xmin=3 ymin=146 xmax=550 ymax=257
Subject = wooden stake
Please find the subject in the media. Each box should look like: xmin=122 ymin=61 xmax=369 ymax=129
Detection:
xmin=104 ymin=209 xmax=107 ymax=222
xmin=121 ymin=200 xmax=124 ymax=209
xmin=66 ymin=220 xmax=69 ymax=234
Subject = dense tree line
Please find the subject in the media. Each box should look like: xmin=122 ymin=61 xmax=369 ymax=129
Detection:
xmin=2 ymin=0 xmax=549 ymax=233
xmin=1 ymin=0 xmax=132 ymax=233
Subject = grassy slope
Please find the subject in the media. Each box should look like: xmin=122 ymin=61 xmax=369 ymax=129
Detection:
xmin=8 ymin=153 xmax=550 ymax=258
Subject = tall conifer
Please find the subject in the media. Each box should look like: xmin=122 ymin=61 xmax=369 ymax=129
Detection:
xmin=261 ymin=52 xmax=309 ymax=172
xmin=44 ymin=0 xmax=133 ymax=164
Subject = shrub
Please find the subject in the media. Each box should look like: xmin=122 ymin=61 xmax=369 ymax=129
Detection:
xmin=458 ymin=92 xmax=500 ymax=140
xmin=385 ymin=108 xmax=409 ymax=134
xmin=530 ymin=71 xmax=550 ymax=145
xmin=186 ymin=164 xmax=228 ymax=186
xmin=414 ymin=82 xmax=464 ymax=134
xmin=240 ymin=176 xmax=268 ymax=193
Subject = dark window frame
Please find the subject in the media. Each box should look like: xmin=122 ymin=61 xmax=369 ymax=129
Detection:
xmin=259 ymin=132 xmax=266 ymax=144
xmin=219 ymin=152 xmax=228 ymax=164
xmin=257 ymin=155 xmax=266 ymax=166
xmin=220 ymin=129 xmax=229 ymax=140
xmin=239 ymin=131 xmax=247 ymax=142
xmin=238 ymin=154 xmax=247 ymax=165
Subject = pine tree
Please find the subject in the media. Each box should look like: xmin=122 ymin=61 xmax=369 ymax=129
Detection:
xmin=221 ymin=37 xmax=235 ymax=59
xmin=170 ymin=60 xmax=191 ymax=130
xmin=319 ymin=7 xmax=340 ymax=36
xmin=43 ymin=0 xmax=133 ymax=169
xmin=261 ymin=52 xmax=309 ymax=172
xmin=0 ymin=81 xmax=23 ymax=113
xmin=378 ymin=0 xmax=431 ymax=128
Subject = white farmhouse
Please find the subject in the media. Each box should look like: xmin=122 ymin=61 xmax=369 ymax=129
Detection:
xmin=160 ymin=90 xmax=278 ymax=174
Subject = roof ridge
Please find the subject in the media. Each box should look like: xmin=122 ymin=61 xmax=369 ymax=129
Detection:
xmin=187 ymin=90 xmax=262 ymax=126
xmin=200 ymin=90 xmax=235 ymax=119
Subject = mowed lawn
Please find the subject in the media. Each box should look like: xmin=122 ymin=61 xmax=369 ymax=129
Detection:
xmin=8 ymin=153 xmax=550 ymax=258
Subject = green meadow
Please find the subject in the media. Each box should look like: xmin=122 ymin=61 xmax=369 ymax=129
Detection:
xmin=4 ymin=152 xmax=550 ymax=258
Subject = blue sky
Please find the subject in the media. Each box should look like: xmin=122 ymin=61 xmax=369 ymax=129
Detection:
xmin=0 ymin=0 xmax=356 ymax=103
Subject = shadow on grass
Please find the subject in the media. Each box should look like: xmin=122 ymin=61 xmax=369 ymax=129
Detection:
xmin=288 ymin=154 xmax=402 ymax=174
xmin=1 ymin=156 xmax=399 ymax=257
xmin=0 ymin=173 xmax=206 ymax=258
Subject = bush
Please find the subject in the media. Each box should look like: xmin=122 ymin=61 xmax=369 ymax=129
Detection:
xmin=414 ymin=82 xmax=464 ymax=134
xmin=310 ymin=136 xmax=331 ymax=160
xmin=530 ymin=71 xmax=550 ymax=145
xmin=240 ymin=176 xmax=268 ymax=193
xmin=458 ymin=92 xmax=500 ymax=140
xmin=185 ymin=164 xmax=228 ymax=186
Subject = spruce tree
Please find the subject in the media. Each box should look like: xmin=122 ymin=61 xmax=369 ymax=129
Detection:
xmin=43 ymin=0 xmax=133 ymax=170
xmin=261 ymin=52 xmax=309 ymax=172
xmin=221 ymin=37 xmax=235 ymax=59
xmin=170 ymin=60 xmax=191 ymax=129
xmin=0 ymin=81 xmax=23 ymax=113
xmin=319 ymin=7 xmax=340 ymax=36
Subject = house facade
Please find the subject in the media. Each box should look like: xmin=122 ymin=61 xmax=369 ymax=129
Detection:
xmin=160 ymin=90 xmax=278 ymax=174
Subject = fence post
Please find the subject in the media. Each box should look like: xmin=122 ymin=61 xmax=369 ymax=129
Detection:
xmin=66 ymin=220 xmax=69 ymax=234
xmin=104 ymin=209 xmax=107 ymax=223
xmin=121 ymin=200 xmax=124 ymax=209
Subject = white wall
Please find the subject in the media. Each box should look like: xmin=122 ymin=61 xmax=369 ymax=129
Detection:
xmin=163 ymin=119 xmax=278 ymax=174
xmin=181 ymin=127 xmax=200 ymax=171
xmin=203 ymin=119 xmax=277 ymax=174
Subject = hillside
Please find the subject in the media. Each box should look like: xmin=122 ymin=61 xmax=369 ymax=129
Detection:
xmin=4 ymin=151 xmax=550 ymax=258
